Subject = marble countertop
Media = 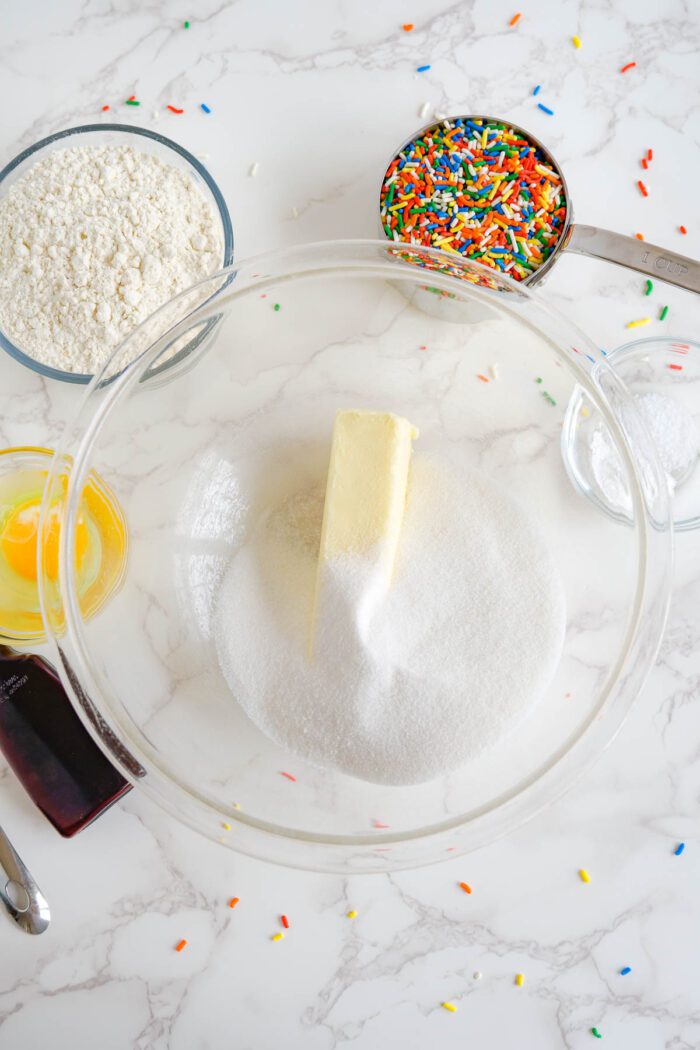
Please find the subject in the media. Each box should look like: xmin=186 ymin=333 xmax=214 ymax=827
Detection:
xmin=1 ymin=2 xmax=698 ymax=1047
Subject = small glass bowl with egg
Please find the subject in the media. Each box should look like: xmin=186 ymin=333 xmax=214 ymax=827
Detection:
xmin=0 ymin=447 xmax=127 ymax=645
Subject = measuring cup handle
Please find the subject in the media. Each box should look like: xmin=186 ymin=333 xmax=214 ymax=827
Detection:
xmin=563 ymin=224 xmax=700 ymax=293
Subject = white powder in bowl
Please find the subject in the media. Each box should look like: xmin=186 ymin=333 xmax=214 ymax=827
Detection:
xmin=0 ymin=144 xmax=224 ymax=375
xmin=214 ymin=457 xmax=566 ymax=786
xmin=590 ymin=391 xmax=700 ymax=511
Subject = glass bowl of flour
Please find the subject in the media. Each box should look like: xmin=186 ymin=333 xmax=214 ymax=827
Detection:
xmin=0 ymin=124 xmax=233 ymax=383
xmin=38 ymin=241 xmax=673 ymax=871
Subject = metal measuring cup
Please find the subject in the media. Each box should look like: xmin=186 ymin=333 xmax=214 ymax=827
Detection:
xmin=379 ymin=114 xmax=699 ymax=294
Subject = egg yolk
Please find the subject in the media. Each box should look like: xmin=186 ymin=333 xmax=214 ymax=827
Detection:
xmin=1 ymin=498 xmax=89 ymax=582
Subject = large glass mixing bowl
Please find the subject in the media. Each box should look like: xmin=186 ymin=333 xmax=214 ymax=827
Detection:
xmin=38 ymin=241 xmax=673 ymax=872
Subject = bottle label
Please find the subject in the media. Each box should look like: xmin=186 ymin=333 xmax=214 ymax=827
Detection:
xmin=0 ymin=673 xmax=29 ymax=704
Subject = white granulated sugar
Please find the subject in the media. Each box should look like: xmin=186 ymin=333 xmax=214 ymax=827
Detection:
xmin=0 ymin=144 xmax=223 ymax=374
xmin=214 ymin=458 xmax=566 ymax=786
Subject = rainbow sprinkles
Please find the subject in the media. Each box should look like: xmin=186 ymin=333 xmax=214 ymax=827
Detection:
xmin=380 ymin=118 xmax=568 ymax=281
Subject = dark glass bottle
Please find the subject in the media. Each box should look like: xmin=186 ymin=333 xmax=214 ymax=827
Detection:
xmin=0 ymin=646 xmax=130 ymax=836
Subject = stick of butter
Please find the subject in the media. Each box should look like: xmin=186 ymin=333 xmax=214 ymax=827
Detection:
xmin=310 ymin=409 xmax=418 ymax=655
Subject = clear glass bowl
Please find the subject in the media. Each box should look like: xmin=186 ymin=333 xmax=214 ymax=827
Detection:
xmin=563 ymin=337 xmax=700 ymax=531
xmin=38 ymin=241 xmax=673 ymax=872
xmin=0 ymin=124 xmax=234 ymax=384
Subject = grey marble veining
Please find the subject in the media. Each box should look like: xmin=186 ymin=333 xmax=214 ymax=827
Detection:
xmin=0 ymin=1 xmax=698 ymax=1047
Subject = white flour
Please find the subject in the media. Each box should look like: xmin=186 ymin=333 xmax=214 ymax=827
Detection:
xmin=214 ymin=457 xmax=566 ymax=785
xmin=0 ymin=144 xmax=223 ymax=374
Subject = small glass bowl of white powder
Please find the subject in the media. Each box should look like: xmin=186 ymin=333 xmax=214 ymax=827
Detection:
xmin=0 ymin=124 xmax=233 ymax=384
xmin=562 ymin=336 xmax=700 ymax=531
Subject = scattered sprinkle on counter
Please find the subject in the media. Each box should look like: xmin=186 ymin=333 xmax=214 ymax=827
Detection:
xmin=419 ymin=101 xmax=432 ymax=119
xmin=635 ymin=232 xmax=645 ymax=241
xmin=380 ymin=118 xmax=567 ymax=280
xmin=644 ymin=279 xmax=653 ymax=296
xmin=659 ymin=305 xmax=669 ymax=320
xmin=572 ymin=35 xmax=582 ymax=48
xmin=347 ymin=910 xmax=358 ymax=919
xmin=537 ymin=103 xmax=554 ymax=115
xmin=101 ymin=104 xmax=110 ymax=112
xmin=442 ymin=1001 xmax=458 ymax=1012
xmin=477 ymin=373 xmax=490 ymax=383
xmin=509 ymin=13 xmax=522 ymax=27
xmin=591 ymin=1027 xmax=603 ymax=1039
xmin=532 ymin=85 xmax=541 ymax=96
xmin=271 ymin=932 xmax=285 ymax=942
xmin=280 ymin=770 xmax=296 ymax=780
xmin=637 ymin=180 xmax=649 ymax=197
xmin=175 ymin=939 xmax=188 ymax=952
xmin=647 ymin=148 xmax=653 ymax=160
xmin=125 ymin=97 xmax=140 ymax=106
xmin=167 ymin=105 xmax=184 ymax=114
xmin=668 ymin=363 xmax=683 ymax=371
xmin=620 ymin=61 xmax=636 ymax=73
xmin=620 ymin=966 xmax=632 ymax=976
xmin=402 ymin=23 xmax=414 ymax=31
xmin=579 ymin=868 xmax=591 ymax=883
xmin=416 ymin=64 xmax=431 ymax=72
xmin=626 ymin=318 xmax=651 ymax=329
xmin=372 ymin=819 xmax=390 ymax=828
xmin=249 ymin=161 xmax=259 ymax=177
xmin=183 ymin=20 xmax=190 ymax=28
xmin=459 ymin=881 xmax=472 ymax=894
xmin=201 ymin=103 xmax=212 ymax=113
xmin=222 ymin=822 xmax=231 ymax=831
xmin=229 ymin=896 xmax=240 ymax=909
xmin=674 ymin=842 xmax=686 ymax=856
xmin=281 ymin=915 xmax=290 ymax=929
xmin=473 ymin=971 xmax=482 ymax=980
xmin=273 ymin=303 xmax=281 ymax=312
xmin=515 ymin=973 xmax=525 ymax=987
xmin=679 ymin=224 xmax=687 ymax=234
xmin=535 ymin=377 xmax=543 ymax=384
xmin=489 ymin=363 xmax=500 ymax=379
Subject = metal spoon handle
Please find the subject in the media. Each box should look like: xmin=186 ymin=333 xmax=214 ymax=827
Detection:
xmin=0 ymin=824 xmax=50 ymax=934
xmin=563 ymin=224 xmax=700 ymax=293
